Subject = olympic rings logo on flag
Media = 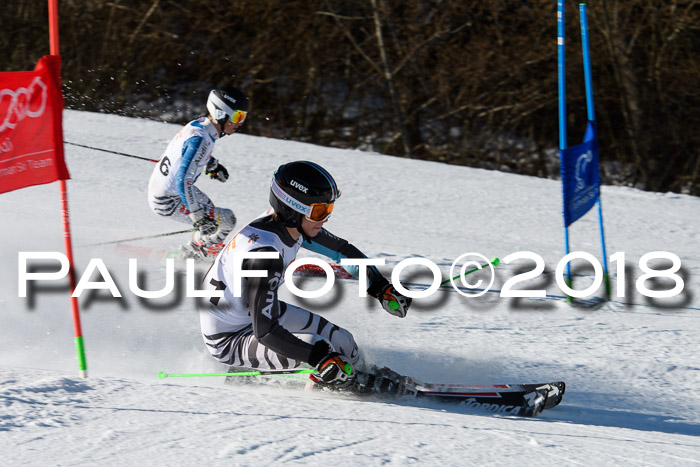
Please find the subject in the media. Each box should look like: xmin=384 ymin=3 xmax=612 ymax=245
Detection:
xmin=0 ymin=77 xmax=49 ymax=133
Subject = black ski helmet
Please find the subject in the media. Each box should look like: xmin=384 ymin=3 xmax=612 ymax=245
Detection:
xmin=269 ymin=161 xmax=341 ymax=230
xmin=206 ymin=85 xmax=249 ymax=136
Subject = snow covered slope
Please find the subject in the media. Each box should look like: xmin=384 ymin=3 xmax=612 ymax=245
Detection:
xmin=1 ymin=110 xmax=698 ymax=465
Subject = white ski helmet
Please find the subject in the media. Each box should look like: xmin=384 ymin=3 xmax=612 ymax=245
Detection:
xmin=206 ymin=85 xmax=249 ymax=136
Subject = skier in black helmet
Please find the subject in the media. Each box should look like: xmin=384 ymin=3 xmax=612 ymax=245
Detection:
xmin=199 ymin=161 xmax=412 ymax=386
xmin=148 ymin=85 xmax=250 ymax=259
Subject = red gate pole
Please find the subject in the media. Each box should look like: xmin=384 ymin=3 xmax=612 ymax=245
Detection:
xmin=49 ymin=0 xmax=87 ymax=378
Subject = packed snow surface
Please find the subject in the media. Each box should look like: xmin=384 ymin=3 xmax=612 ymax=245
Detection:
xmin=1 ymin=111 xmax=699 ymax=465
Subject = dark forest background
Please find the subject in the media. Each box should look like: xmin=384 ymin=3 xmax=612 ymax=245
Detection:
xmin=3 ymin=0 xmax=698 ymax=194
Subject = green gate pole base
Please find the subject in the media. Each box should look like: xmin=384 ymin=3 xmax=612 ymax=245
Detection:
xmin=74 ymin=336 xmax=88 ymax=378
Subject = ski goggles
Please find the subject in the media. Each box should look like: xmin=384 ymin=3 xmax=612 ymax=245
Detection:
xmin=307 ymin=202 xmax=335 ymax=222
xmin=230 ymin=109 xmax=247 ymax=124
xmin=271 ymin=178 xmax=337 ymax=222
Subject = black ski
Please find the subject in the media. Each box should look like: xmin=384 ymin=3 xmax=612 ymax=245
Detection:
xmin=351 ymin=367 xmax=565 ymax=417
xmin=223 ymin=365 xmax=565 ymax=417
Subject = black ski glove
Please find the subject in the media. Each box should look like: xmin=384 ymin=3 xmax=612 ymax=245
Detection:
xmin=308 ymin=341 xmax=353 ymax=385
xmin=205 ymin=157 xmax=229 ymax=182
xmin=368 ymin=281 xmax=411 ymax=318
xmin=316 ymin=353 xmax=354 ymax=384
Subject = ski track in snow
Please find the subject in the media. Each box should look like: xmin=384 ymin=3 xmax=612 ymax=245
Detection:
xmin=1 ymin=110 xmax=699 ymax=465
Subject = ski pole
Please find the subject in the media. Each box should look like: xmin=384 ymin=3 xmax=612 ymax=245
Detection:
xmin=66 ymin=141 xmax=159 ymax=163
xmin=81 ymin=228 xmax=195 ymax=247
xmin=385 ymin=258 xmax=500 ymax=311
xmin=440 ymin=257 xmax=500 ymax=286
xmin=158 ymin=362 xmax=355 ymax=380
xmin=157 ymin=368 xmax=319 ymax=379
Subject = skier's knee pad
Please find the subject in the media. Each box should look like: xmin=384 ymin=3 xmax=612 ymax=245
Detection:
xmin=203 ymin=209 xmax=236 ymax=245
xmin=217 ymin=208 xmax=237 ymax=234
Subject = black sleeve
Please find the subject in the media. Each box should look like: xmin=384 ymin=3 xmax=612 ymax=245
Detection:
xmin=307 ymin=229 xmax=390 ymax=298
xmin=244 ymin=247 xmax=327 ymax=365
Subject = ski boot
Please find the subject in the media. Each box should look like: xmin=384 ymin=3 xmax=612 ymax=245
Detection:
xmin=180 ymin=239 xmax=225 ymax=261
xmin=352 ymin=365 xmax=417 ymax=397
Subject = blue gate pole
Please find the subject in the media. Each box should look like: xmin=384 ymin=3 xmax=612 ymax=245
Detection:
xmin=558 ymin=1 xmax=573 ymax=301
xmin=580 ymin=2 xmax=611 ymax=298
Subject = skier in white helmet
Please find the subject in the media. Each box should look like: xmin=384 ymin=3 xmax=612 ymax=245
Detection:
xmin=199 ymin=161 xmax=412 ymax=387
xmin=148 ymin=85 xmax=249 ymax=259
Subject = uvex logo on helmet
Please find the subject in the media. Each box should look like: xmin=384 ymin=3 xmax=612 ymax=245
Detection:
xmin=284 ymin=195 xmax=311 ymax=215
xmin=290 ymin=180 xmax=308 ymax=193
xmin=222 ymin=94 xmax=236 ymax=104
